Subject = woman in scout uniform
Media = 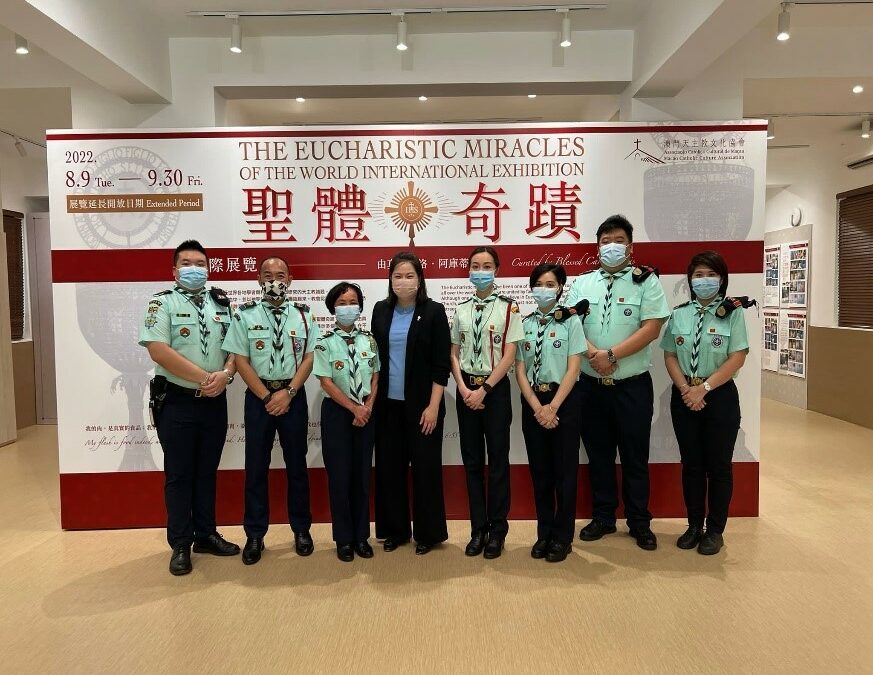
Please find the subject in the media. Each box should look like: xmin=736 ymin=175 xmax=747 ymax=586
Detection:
xmin=515 ymin=264 xmax=587 ymax=563
xmin=661 ymin=250 xmax=752 ymax=556
xmin=450 ymin=246 xmax=524 ymax=559
xmin=314 ymin=282 xmax=380 ymax=562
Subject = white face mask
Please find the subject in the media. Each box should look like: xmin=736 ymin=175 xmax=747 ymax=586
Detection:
xmin=261 ymin=280 xmax=288 ymax=300
xmin=599 ymin=242 xmax=628 ymax=268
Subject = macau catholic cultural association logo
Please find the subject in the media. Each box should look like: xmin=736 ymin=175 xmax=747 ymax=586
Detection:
xmin=380 ymin=180 xmax=454 ymax=247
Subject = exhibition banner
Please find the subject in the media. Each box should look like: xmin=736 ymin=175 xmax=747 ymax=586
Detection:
xmin=46 ymin=122 xmax=766 ymax=528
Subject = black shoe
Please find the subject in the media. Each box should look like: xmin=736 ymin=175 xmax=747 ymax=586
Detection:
xmin=630 ymin=527 xmax=658 ymax=551
xmin=242 ymin=537 xmax=265 ymax=565
xmin=545 ymin=541 xmax=572 ymax=563
xmin=383 ymin=537 xmax=409 ymax=552
xmin=336 ymin=544 xmax=355 ymax=562
xmin=294 ymin=531 xmax=314 ymax=557
xmin=697 ymin=531 xmax=724 ymax=556
xmin=169 ymin=544 xmax=192 ymax=576
xmin=530 ymin=539 xmax=549 ymax=559
xmin=483 ymin=536 xmax=504 ymax=559
xmin=355 ymin=540 xmax=374 ymax=558
xmin=464 ymin=530 xmax=488 ymax=557
xmin=415 ymin=543 xmax=434 ymax=555
xmin=579 ymin=520 xmax=617 ymax=541
xmin=677 ymin=525 xmax=703 ymax=550
xmin=193 ymin=532 xmax=240 ymax=556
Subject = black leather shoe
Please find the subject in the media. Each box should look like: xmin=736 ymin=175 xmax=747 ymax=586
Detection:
xmin=355 ymin=541 xmax=374 ymax=558
xmin=464 ymin=530 xmax=488 ymax=557
xmin=545 ymin=541 xmax=572 ymax=563
xmin=242 ymin=537 xmax=265 ymax=565
xmin=336 ymin=544 xmax=355 ymax=562
xmin=697 ymin=531 xmax=724 ymax=556
xmin=415 ymin=543 xmax=433 ymax=555
xmin=483 ymin=536 xmax=504 ymax=559
xmin=169 ymin=544 xmax=192 ymax=576
xmin=530 ymin=539 xmax=549 ymax=559
xmin=579 ymin=520 xmax=617 ymax=541
xmin=677 ymin=525 xmax=703 ymax=550
xmin=383 ymin=537 xmax=409 ymax=552
xmin=630 ymin=527 xmax=658 ymax=551
xmin=193 ymin=532 xmax=240 ymax=556
xmin=294 ymin=531 xmax=314 ymax=557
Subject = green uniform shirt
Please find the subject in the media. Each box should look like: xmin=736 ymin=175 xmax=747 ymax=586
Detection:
xmin=516 ymin=308 xmax=586 ymax=385
xmin=660 ymin=297 xmax=750 ymax=379
xmin=138 ymin=286 xmax=232 ymax=388
xmin=222 ymin=299 xmax=320 ymax=380
xmin=450 ymin=291 xmax=524 ymax=376
xmin=312 ymin=326 xmax=380 ymax=403
xmin=565 ymin=266 xmax=670 ymax=379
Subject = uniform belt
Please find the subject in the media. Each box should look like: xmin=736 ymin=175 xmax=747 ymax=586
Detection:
xmin=166 ymin=381 xmax=207 ymax=398
xmin=684 ymin=376 xmax=706 ymax=386
xmin=260 ymin=378 xmax=293 ymax=391
xmin=533 ymin=382 xmax=558 ymax=393
xmin=463 ymin=372 xmax=491 ymax=387
xmin=580 ymin=372 xmax=647 ymax=387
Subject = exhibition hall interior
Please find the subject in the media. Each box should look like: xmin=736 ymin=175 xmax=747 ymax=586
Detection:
xmin=0 ymin=1 xmax=872 ymax=672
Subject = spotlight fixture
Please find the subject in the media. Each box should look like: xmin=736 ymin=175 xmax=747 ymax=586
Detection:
xmin=396 ymin=13 xmax=408 ymax=51
xmin=853 ymin=85 xmax=864 ymax=94
xmin=558 ymin=9 xmax=571 ymax=48
xmin=862 ymin=119 xmax=870 ymax=140
xmin=418 ymin=95 xmax=428 ymax=102
xmin=14 ymin=137 xmax=27 ymax=157
xmin=295 ymin=97 xmax=306 ymax=103
xmin=776 ymin=3 xmax=790 ymax=42
xmin=229 ymin=14 xmax=242 ymax=53
xmin=528 ymin=94 xmax=537 ymax=99
xmin=14 ymin=34 xmax=29 ymax=55
xmin=767 ymin=119 xmax=776 ymax=141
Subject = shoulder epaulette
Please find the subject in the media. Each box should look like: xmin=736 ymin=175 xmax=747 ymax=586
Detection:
xmin=209 ymin=287 xmax=230 ymax=307
xmin=293 ymin=302 xmax=310 ymax=313
xmin=554 ymin=299 xmax=590 ymax=323
xmin=497 ymin=294 xmax=515 ymax=304
xmin=360 ymin=329 xmax=373 ymax=336
xmin=581 ymin=269 xmax=597 ymax=275
xmin=322 ymin=330 xmax=334 ymax=338
xmin=715 ymin=296 xmax=757 ymax=318
xmin=239 ymin=300 xmax=258 ymax=310
xmin=631 ymin=265 xmax=659 ymax=284
xmin=523 ymin=311 xmax=537 ymax=322
xmin=153 ymin=290 xmax=172 ymax=297
xmin=673 ymin=301 xmax=691 ymax=310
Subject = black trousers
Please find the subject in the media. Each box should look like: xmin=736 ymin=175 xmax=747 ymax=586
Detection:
xmin=576 ymin=372 xmax=654 ymax=529
xmin=243 ymin=386 xmax=311 ymax=538
xmin=321 ymin=398 xmax=375 ymax=544
xmin=521 ymin=387 xmax=581 ymax=545
xmin=456 ymin=374 xmax=512 ymax=538
xmin=374 ymin=398 xmax=448 ymax=545
xmin=155 ymin=389 xmax=227 ymax=549
xmin=670 ymin=380 xmax=741 ymax=534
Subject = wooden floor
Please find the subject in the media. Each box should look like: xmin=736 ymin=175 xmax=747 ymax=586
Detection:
xmin=0 ymin=399 xmax=871 ymax=674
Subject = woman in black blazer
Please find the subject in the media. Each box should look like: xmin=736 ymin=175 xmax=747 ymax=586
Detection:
xmin=371 ymin=251 xmax=451 ymax=555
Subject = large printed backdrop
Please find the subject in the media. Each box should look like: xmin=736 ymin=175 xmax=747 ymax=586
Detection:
xmin=46 ymin=122 xmax=766 ymax=529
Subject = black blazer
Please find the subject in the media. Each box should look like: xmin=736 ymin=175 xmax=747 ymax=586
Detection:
xmin=370 ymin=298 xmax=451 ymax=415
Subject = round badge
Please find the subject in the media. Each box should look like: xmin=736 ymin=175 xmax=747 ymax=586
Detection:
xmin=334 ymin=360 xmax=345 ymax=370
xmin=293 ymin=338 xmax=303 ymax=353
xmin=460 ymin=333 xmax=466 ymax=342
xmin=524 ymin=342 xmax=531 ymax=352
xmin=711 ymin=336 xmax=724 ymax=348
xmin=676 ymin=336 xmax=685 ymax=346
xmin=553 ymin=340 xmax=562 ymax=348
xmin=716 ymin=306 xmax=726 ymax=317
xmin=493 ymin=335 xmax=503 ymax=344
xmin=368 ymin=358 xmax=375 ymax=367
xmin=623 ymin=308 xmax=633 ymax=316
xmin=179 ymin=327 xmax=190 ymax=338
xmin=255 ymin=339 xmax=265 ymax=350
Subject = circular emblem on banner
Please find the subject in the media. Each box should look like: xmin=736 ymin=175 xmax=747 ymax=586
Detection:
xmin=255 ymin=339 xmax=265 ymax=350
xmin=334 ymin=360 xmax=345 ymax=370
xmin=553 ymin=340 xmax=562 ymax=348
xmin=624 ymin=308 xmax=633 ymax=316
xmin=493 ymin=335 xmax=502 ymax=344
xmin=384 ymin=181 xmax=440 ymax=246
xmin=711 ymin=335 xmax=724 ymax=348
xmin=179 ymin=327 xmax=190 ymax=338
xmin=676 ymin=336 xmax=685 ymax=346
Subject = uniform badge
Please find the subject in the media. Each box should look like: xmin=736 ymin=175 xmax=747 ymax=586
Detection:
xmin=493 ymin=335 xmax=502 ymax=344
xmin=213 ymin=315 xmax=223 ymax=322
xmin=554 ymin=309 xmax=564 ymax=321
xmin=148 ymin=300 xmax=162 ymax=307
xmin=549 ymin=331 xmax=556 ymax=338
xmin=334 ymin=360 xmax=345 ymax=370
xmin=314 ymin=344 xmax=326 ymax=352
xmin=255 ymin=339 xmax=265 ymax=350
xmin=362 ymin=352 xmax=368 ymax=357
xmin=553 ymin=340 xmax=562 ymax=348
xmin=368 ymin=358 xmax=376 ymax=367
xmin=147 ymin=306 xmax=159 ymax=313
xmin=624 ymin=308 xmax=633 ymax=316
xmin=145 ymin=316 xmax=157 ymax=328
xmin=524 ymin=342 xmax=531 ymax=352
xmin=676 ymin=336 xmax=685 ymax=346
xmin=618 ymin=297 xmax=625 ymax=303
xmin=289 ymin=330 xmax=297 ymax=336
xmin=292 ymin=338 xmax=303 ymax=353
xmin=711 ymin=336 xmax=724 ymax=348
xmin=708 ymin=327 xmax=716 ymax=333
xmin=633 ymin=267 xmax=642 ymax=275
xmin=511 ymin=305 xmax=519 ymax=313
xmin=460 ymin=333 xmax=466 ymax=342
xmin=179 ymin=327 xmax=190 ymax=338
xmin=716 ymin=306 xmax=727 ymax=317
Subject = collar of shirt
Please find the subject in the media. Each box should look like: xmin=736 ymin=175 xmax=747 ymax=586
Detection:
xmin=335 ymin=326 xmax=360 ymax=339
xmin=692 ymin=296 xmax=723 ymax=316
xmin=471 ymin=290 xmax=498 ymax=304
xmin=175 ymin=285 xmax=205 ymax=297
xmin=599 ymin=268 xmax=629 ymax=282
xmin=262 ymin=299 xmax=288 ymax=315
xmin=534 ymin=308 xmax=555 ymax=321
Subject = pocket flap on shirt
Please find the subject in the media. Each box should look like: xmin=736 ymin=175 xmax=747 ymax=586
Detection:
xmin=170 ymin=314 xmax=197 ymax=325
xmin=248 ymin=329 xmax=271 ymax=339
xmin=706 ymin=323 xmax=732 ymax=338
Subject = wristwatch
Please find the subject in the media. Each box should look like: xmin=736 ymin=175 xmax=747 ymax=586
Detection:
xmin=223 ymin=368 xmax=234 ymax=384
xmin=606 ymin=349 xmax=617 ymax=364
xmin=482 ymin=382 xmax=493 ymax=394
xmin=287 ymin=385 xmax=297 ymax=398
xmin=262 ymin=391 xmax=273 ymax=404
xmin=702 ymin=381 xmax=712 ymax=392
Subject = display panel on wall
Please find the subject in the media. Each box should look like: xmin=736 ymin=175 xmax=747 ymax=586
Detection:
xmin=46 ymin=122 xmax=767 ymax=529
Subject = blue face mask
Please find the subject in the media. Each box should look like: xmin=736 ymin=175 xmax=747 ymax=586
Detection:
xmin=599 ymin=242 xmax=628 ymax=268
xmin=335 ymin=305 xmax=361 ymax=326
xmin=470 ymin=270 xmax=495 ymax=291
xmin=177 ymin=265 xmax=208 ymax=291
xmin=531 ymin=287 xmax=558 ymax=308
xmin=691 ymin=276 xmax=721 ymax=300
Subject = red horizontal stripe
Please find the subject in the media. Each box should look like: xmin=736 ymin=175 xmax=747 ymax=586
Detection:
xmin=52 ymin=241 xmax=763 ymax=282
xmin=59 ymin=463 xmax=759 ymax=530
xmin=45 ymin=124 xmax=768 ymax=142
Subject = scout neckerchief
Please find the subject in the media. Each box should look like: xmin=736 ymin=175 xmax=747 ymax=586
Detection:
xmin=471 ymin=290 xmax=498 ymax=367
xmin=533 ymin=308 xmax=555 ymax=384
xmin=689 ymin=296 xmax=722 ymax=378
xmin=261 ymin=299 xmax=289 ymax=372
xmin=336 ymin=325 xmax=363 ymax=404
xmin=175 ymin=286 xmax=209 ymax=358
xmin=600 ymin=268 xmax=629 ymax=331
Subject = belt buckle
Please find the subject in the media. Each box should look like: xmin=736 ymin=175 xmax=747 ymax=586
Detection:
xmin=469 ymin=375 xmax=486 ymax=386
xmin=601 ymin=377 xmax=615 ymax=386
xmin=195 ymin=388 xmax=203 ymax=398
xmin=690 ymin=377 xmax=704 ymax=386
xmin=536 ymin=383 xmax=551 ymax=392
xmin=269 ymin=380 xmax=283 ymax=390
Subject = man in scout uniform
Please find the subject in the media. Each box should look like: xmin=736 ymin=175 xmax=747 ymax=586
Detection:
xmin=222 ymin=256 xmax=320 ymax=565
xmin=565 ymin=215 xmax=669 ymax=551
xmin=139 ymin=239 xmax=240 ymax=576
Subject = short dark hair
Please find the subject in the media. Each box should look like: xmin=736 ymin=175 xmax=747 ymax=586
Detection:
xmin=260 ymin=256 xmax=290 ymax=274
xmin=325 ymin=282 xmax=364 ymax=314
xmin=173 ymin=240 xmax=207 ymax=265
xmin=468 ymin=246 xmax=500 ymax=269
xmin=687 ymin=250 xmax=729 ymax=299
xmin=387 ymin=251 xmax=429 ymax=307
xmin=529 ymin=263 xmax=567 ymax=301
xmin=596 ymin=214 xmax=633 ymax=243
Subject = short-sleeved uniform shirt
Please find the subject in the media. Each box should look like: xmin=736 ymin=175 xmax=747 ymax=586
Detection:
xmin=222 ymin=299 xmax=320 ymax=380
xmin=312 ymin=326 xmax=380 ymax=403
xmin=565 ymin=266 xmax=669 ymax=379
xmin=138 ymin=286 xmax=232 ymax=388
xmin=660 ymin=297 xmax=750 ymax=379
xmin=516 ymin=308 xmax=587 ymax=385
xmin=450 ymin=291 xmax=524 ymax=376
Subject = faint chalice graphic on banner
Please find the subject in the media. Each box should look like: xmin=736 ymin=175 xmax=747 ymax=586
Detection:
xmin=77 ymin=284 xmax=162 ymax=471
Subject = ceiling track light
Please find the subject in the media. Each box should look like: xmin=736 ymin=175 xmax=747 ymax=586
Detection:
xmin=853 ymin=85 xmax=864 ymax=94
xmin=558 ymin=9 xmax=572 ymax=47
xmin=14 ymin=34 xmax=29 ymax=55
xmin=395 ymin=13 xmax=409 ymax=51
xmin=14 ymin=137 xmax=27 ymax=157
xmin=418 ymin=95 xmax=428 ymax=101
xmin=862 ymin=119 xmax=870 ymax=140
xmin=776 ymin=3 xmax=791 ymax=42
xmin=190 ymin=6 xmax=607 ymax=18
xmin=228 ymin=14 xmax=242 ymax=53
